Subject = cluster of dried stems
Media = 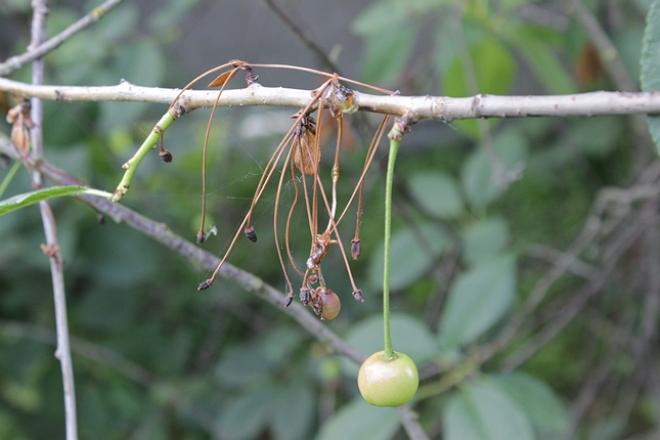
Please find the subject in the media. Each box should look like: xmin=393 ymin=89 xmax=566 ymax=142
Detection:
xmin=166 ymin=60 xmax=402 ymax=319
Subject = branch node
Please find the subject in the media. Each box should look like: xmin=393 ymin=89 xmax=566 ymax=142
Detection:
xmin=388 ymin=112 xmax=416 ymax=141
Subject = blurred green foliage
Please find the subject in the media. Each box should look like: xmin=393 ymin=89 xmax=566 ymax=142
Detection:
xmin=1 ymin=0 xmax=660 ymax=439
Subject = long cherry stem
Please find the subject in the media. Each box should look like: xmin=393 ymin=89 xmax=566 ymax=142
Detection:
xmin=383 ymin=137 xmax=400 ymax=359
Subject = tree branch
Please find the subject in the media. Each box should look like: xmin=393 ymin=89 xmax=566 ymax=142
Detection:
xmin=1 ymin=76 xmax=660 ymax=120
xmin=0 ymin=0 xmax=125 ymax=76
xmin=28 ymin=1 xmax=78 ymax=439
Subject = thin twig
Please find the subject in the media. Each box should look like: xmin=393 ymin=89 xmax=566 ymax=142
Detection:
xmin=0 ymin=0 xmax=124 ymax=76
xmin=0 ymin=319 xmax=152 ymax=385
xmin=28 ymin=1 xmax=78 ymax=439
xmin=1 ymin=76 xmax=660 ymax=120
xmin=0 ymin=135 xmax=428 ymax=439
xmin=263 ymin=0 xmax=341 ymax=73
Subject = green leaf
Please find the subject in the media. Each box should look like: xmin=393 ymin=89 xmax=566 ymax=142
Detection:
xmin=496 ymin=373 xmax=569 ymax=437
xmin=439 ymin=254 xmax=516 ymax=348
xmin=515 ymin=39 xmax=574 ymax=94
xmin=99 ymin=39 xmax=165 ymax=132
xmin=216 ymin=386 xmax=277 ymax=440
xmin=342 ymin=313 xmax=436 ymax=375
xmin=270 ymin=382 xmax=314 ymax=440
xmin=361 ymin=25 xmax=416 ymax=85
xmin=444 ymin=378 xmax=534 ymax=440
xmin=0 ymin=185 xmax=111 ymax=217
xmin=641 ymin=0 xmax=660 ymax=151
xmin=462 ymin=217 xmax=509 ymax=265
xmin=215 ymin=345 xmax=272 ymax=387
xmin=461 ymin=128 xmax=528 ymax=208
xmin=443 ymin=37 xmax=516 ymax=96
xmin=352 ymin=0 xmax=446 ymax=35
xmin=368 ymin=222 xmax=449 ymax=290
xmin=316 ymin=398 xmax=399 ymax=440
xmin=408 ymin=171 xmax=464 ymax=219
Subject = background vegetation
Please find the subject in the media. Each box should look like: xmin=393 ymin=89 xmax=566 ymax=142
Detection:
xmin=1 ymin=0 xmax=659 ymax=438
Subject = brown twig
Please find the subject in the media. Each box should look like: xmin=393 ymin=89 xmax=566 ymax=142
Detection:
xmin=262 ymin=0 xmax=341 ymax=74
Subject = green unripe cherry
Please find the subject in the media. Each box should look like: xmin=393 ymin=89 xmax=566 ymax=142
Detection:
xmin=357 ymin=351 xmax=419 ymax=407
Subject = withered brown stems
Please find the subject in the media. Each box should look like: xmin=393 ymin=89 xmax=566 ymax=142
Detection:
xmin=174 ymin=60 xmax=392 ymax=319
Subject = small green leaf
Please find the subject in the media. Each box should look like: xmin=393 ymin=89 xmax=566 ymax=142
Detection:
xmin=461 ymin=128 xmax=528 ymax=208
xmin=439 ymin=254 xmax=516 ymax=348
xmin=342 ymin=313 xmax=436 ymax=375
xmin=641 ymin=0 xmax=660 ymax=151
xmin=444 ymin=377 xmax=534 ymax=440
xmin=368 ymin=222 xmax=449 ymax=290
xmin=316 ymin=398 xmax=399 ymax=440
xmin=408 ymin=171 xmax=464 ymax=219
xmin=496 ymin=373 xmax=569 ymax=437
xmin=0 ymin=186 xmax=111 ymax=217
xmin=462 ymin=217 xmax=509 ymax=265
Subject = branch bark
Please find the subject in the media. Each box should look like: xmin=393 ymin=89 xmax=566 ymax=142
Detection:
xmin=0 ymin=0 xmax=124 ymax=76
xmin=1 ymin=77 xmax=660 ymax=120
xmin=28 ymin=1 xmax=78 ymax=439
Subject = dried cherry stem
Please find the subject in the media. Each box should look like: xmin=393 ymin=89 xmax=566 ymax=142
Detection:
xmin=351 ymin=180 xmax=364 ymax=260
xmin=198 ymin=127 xmax=294 ymax=290
xmin=198 ymin=67 xmax=240 ymax=242
xmin=313 ymin=173 xmax=363 ymax=302
xmin=248 ymin=63 xmax=393 ymax=94
xmin=382 ymin=135 xmax=400 ymax=359
xmin=328 ymin=115 xmax=343 ymax=224
xmin=273 ymin=140 xmax=296 ymax=301
xmin=334 ymin=115 xmax=390 ymax=226
xmin=285 ymin=157 xmax=304 ymax=275
xmin=198 ymin=81 xmax=333 ymax=290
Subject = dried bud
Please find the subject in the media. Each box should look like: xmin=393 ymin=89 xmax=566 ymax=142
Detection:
xmin=196 ymin=231 xmax=206 ymax=244
xmin=243 ymin=225 xmax=257 ymax=242
xmin=159 ymin=148 xmax=173 ymax=163
xmin=351 ymin=239 xmax=361 ymax=260
xmin=197 ymin=279 xmax=213 ymax=291
xmin=352 ymin=289 xmax=365 ymax=303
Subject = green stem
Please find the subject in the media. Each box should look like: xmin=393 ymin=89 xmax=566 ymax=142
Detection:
xmin=0 ymin=161 xmax=21 ymax=199
xmin=112 ymin=110 xmax=176 ymax=202
xmin=383 ymin=137 xmax=400 ymax=359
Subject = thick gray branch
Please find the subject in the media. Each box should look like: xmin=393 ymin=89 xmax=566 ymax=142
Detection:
xmin=1 ymin=77 xmax=660 ymax=120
